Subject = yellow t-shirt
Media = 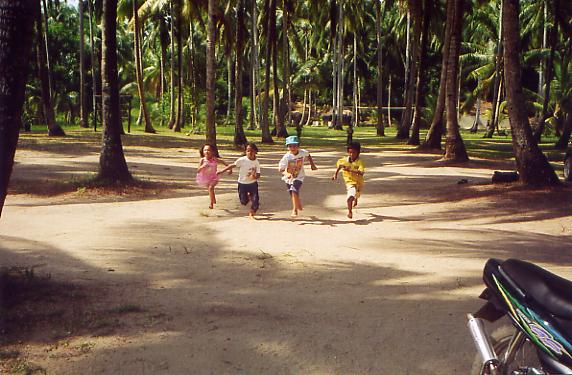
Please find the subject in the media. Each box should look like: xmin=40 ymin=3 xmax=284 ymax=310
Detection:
xmin=336 ymin=157 xmax=365 ymax=186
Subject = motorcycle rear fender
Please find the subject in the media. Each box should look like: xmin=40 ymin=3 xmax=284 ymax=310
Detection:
xmin=474 ymin=288 xmax=505 ymax=322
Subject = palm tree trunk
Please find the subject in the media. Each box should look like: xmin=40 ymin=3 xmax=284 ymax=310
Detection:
xmin=87 ymin=0 xmax=98 ymax=130
xmin=234 ymin=0 xmax=247 ymax=147
xmin=397 ymin=6 xmax=414 ymax=139
xmin=226 ymin=57 xmax=233 ymax=123
xmin=260 ymin=0 xmax=273 ymax=143
xmin=206 ymin=0 xmax=217 ymax=144
xmin=335 ymin=0 xmax=344 ymax=131
xmin=41 ymin=0 xmax=53 ymax=99
xmin=443 ymin=0 xmax=468 ymax=161
xmin=36 ymin=0 xmax=65 ymax=136
xmin=249 ymin=0 xmax=259 ymax=130
xmin=555 ymin=113 xmax=571 ymax=149
xmin=375 ymin=0 xmax=385 ymax=136
xmin=485 ymin=0 xmax=504 ymax=138
xmin=79 ymin=0 xmax=89 ymax=128
xmin=99 ymin=0 xmax=131 ymax=182
xmin=502 ymin=0 xmax=558 ymax=185
xmin=168 ymin=0 xmax=176 ymax=129
xmin=173 ymin=0 xmax=184 ymax=132
xmin=423 ymin=0 xmax=453 ymax=149
xmin=0 ymin=0 xmax=35 ymax=217
xmin=408 ymin=0 xmax=431 ymax=145
xmin=133 ymin=0 xmax=155 ymax=134
xmin=275 ymin=0 xmax=289 ymax=138
xmin=534 ymin=0 xmax=559 ymax=141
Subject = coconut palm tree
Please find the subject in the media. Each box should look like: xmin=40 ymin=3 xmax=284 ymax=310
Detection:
xmin=502 ymin=0 xmax=558 ymax=185
xmin=79 ymin=0 xmax=89 ymax=128
xmin=98 ymin=0 xmax=132 ymax=182
xmin=206 ymin=0 xmax=217 ymax=144
xmin=234 ymin=0 xmax=248 ymax=147
xmin=0 ymin=0 xmax=35 ymax=217
xmin=35 ymin=0 xmax=66 ymax=136
xmin=443 ymin=0 xmax=468 ymax=161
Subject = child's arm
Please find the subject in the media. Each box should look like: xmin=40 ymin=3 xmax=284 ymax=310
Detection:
xmin=307 ymin=154 xmax=318 ymax=170
xmin=217 ymin=163 xmax=236 ymax=175
xmin=331 ymin=165 xmax=343 ymax=180
xmin=197 ymin=158 xmax=207 ymax=172
xmin=216 ymin=157 xmax=230 ymax=167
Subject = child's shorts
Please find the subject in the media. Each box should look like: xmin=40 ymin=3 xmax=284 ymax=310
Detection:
xmin=346 ymin=184 xmax=362 ymax=199
xmin=286 ymin=180 xmax=303 ymax=194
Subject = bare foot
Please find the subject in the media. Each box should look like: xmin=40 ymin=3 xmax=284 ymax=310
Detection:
xmin=209 ymin=204 xmax=214 ymax=209
xmin=347 ymin=210 xmax=353 ymax=219
xmin=291 ymin=209 xmax=298 ymax=217
xmin=249 ymin=209 xmax=256 ymax=219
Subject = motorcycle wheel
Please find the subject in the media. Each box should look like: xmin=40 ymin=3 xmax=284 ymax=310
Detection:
xmin=470 ymin=325 xmax=543 ymax=375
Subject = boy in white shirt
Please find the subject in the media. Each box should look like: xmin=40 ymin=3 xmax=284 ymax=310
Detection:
xmin=278 ymin=136 xmax=318 ymax=217
xmin=218 ymin=142 xmax=261 ymax=217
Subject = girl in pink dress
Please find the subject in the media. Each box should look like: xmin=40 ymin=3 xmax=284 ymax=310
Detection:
xmin=196 ymin=144 xmax=228 ymax=209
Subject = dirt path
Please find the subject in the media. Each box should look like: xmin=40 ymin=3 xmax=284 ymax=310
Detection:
xmin=2 ymin=136 xmax=572 ymax=374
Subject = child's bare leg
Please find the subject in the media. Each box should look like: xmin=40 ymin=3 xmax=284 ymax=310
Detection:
xmin=291 ymin=193 xmax=299 ymax=216
xmin=347 ymin=197 xmax=354 ymax=218
xmin=208 ymin=186 xmax=215 ymax=209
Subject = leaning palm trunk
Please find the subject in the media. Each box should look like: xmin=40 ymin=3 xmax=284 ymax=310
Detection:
xmin=205 ymin=0 xmax=217 ymax=144
xmin=35 ymin=0 xmax=65 ymax=136
xmin=98 ymin=0 xmax=131 ymax=183
xmin=0 ymin=0 xmax=35 ymax=217
xmin=443 ymin=0 xmax=468 ymax=161
xmin=502 ymin=0 xmax=558 ymax=185
xmin=397 ymin=7 xmax=415 ymax=140
xmin=133 ymin=0 xmax=155 ymax=134
xmin=423 ymin=0 xmax=453 ymax=149
xmin=234 ymin=0 xmax=247 ymax=148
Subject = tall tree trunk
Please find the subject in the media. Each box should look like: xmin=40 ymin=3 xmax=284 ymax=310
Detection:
xmin=533 ymin=0 xmax=559 ymax=141
xmin=36 ymin=0 xmax=65 ymax=136
xmin=98 ymin=0 xmax=131 ymax=182
xmin=173 ymin=0 xmax=184 ymax=132
xmin=234 ymin=0 xmax=247 ymax=147
xmin=335 ymin=0 xmax=344 ymax=131
xmin=87 ymin=0 xmax=98 ymax=130
xmin=188 ymin=21 xmax=197 ymax=130
xmin=502 ymin=0 xmax=558 ymax=185
xmin=408 ymin=0 xmax=431 ymax=145
xmin=260 ymin=0 xmax=273 ymax=143
xmin=41 ymin=0 xmax=53 ymax=99
xmin=423 ymin=0 xmax=453 ymax=149
xmin=159 ymin=17 xmax=168 ymax=127
xmin=79 ymin=0 xmax=89 ymax=128
xmin=443 ymin=0 xmax=468 ymax=161
xmin=248 ymin=0 xmax=259 ymax=130
xmin=485 ymin=0 xmax=504 ymax=138
xmin=387 ymin=75 xmax=392 ymax=127
xmin=133 ymin=0 xmax=155 ymax=133
xmin=226 ymin=57 xmax=233 ymax=123
xmin=397 ymin=6 xmax=415 ymax=139
xmin=0 ymin=0 xmax=35 ymax=217
xmin=206 ymin=0 xmax=217 ymax=144
xmin=168 ymin=0 xmax=176 ymax=129
xmin=375 ymin=0 xmax=385 ymax=136
xmin=276 ymin=0 xmax=289 ymax=138
xmin=331 ymin=2 xmax=338 ymax=130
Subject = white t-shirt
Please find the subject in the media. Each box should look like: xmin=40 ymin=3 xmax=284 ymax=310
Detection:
xmin=278 ymin=149 xmax=309 ymax=183
xmin=234 ymin=156 xmax=261 ymax=184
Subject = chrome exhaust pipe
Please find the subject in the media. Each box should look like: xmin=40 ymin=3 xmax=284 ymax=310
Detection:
xmin=467 ymin=314 xmax=500 ymax=373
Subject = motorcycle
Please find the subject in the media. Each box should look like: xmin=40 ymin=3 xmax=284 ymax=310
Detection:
xmin=468 ymin=258 xmax=572 ymax=375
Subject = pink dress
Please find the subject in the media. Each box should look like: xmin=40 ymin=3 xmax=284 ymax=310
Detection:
xmin=196 ymin=158 xmax=220 ymax=187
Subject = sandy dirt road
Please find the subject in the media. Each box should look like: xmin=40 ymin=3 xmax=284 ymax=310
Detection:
xmin=1 ymin=135 xmax=572 ymax=374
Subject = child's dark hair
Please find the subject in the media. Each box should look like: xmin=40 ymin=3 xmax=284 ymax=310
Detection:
xmin=245 ymin=142 xmax=258 ymax=153
xmin=199 ymin=143 xmax=220 ymax=158
xmin=347 ymin=141 xmax=361 ymax=153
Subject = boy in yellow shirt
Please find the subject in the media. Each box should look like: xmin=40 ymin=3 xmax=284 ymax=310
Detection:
xmin=331 ymin=141 xmax=365 ymax=219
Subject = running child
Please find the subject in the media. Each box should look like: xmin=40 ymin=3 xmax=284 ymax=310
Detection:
xmin=217 ymin=142 xmax=261 ymax=217
xmin=332 ymin=141 xmax=365 ymax=219
xmin=196 ymin=143 xmax=229 ymax=209
xmin=278 ymin=135 xmax=318 ymax=217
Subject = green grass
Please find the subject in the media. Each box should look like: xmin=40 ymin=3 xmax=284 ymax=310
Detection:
xmin=22 ymin=120 xmax=569 ymax=165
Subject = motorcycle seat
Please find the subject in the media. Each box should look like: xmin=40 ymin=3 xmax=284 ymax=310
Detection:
xmin=503 ymin=259 xmax=572 ymax=320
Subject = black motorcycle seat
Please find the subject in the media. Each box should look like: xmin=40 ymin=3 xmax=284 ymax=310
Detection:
xmin=502 ymin=259 xmax=572 ymax=320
